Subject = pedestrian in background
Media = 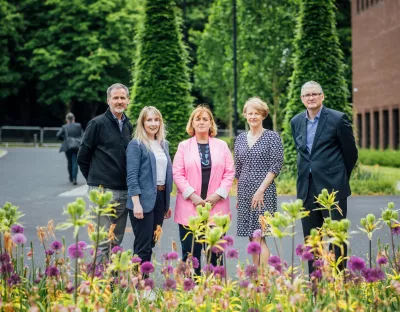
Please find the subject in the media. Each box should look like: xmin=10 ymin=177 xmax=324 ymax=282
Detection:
xmin=78 ymin=83 xmax=133 ymax=262
xmin=234 ymin=97 xmax=284 ymax=267
xmin=290 ymin=81 xmax=358 ymax=273
xmin=126 ymin=106 xmax=172 ymax=263
xmin=173 ymin=105 xmax=235 ymax=275
xmin=57 ymin=112 xmax=83 ymax=185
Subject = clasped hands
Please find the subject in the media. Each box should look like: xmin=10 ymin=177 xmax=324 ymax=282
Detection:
xmin=190 ymin=193 xmax=221 ymax=208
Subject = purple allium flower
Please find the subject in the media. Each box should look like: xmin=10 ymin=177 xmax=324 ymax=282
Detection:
xmin=223 ymin=235 xmax=234 ymax=247
xmin=247 ymin=242 xmax=261 ymax=255
xmin=295 ymin=244 xmax=304 ymax=256
xmin=377 ymin=256 xmax=388 ymax=266
xmin=167 ymin=251 xmax=179 ymax=261
xmin=310 ymin=269 xmax=322 ymax=280
xmin=391 ymin=223 xmax=400 ymax=235
xmin=213 ymin=265 xmax=226 ymax=278
xmin=67 ymin=244 xmax=84 ymax=259
xmin=183 ymin=278 xmax=195 ymax=291
xmin=163 ymin=278 xmax=176 ymax=291
xmin=244 ymin=264 xmax=258 ymax=279
xmin=252 ymin=229 xmax=262 ymax=238
xmin=313 ymin=259 xmax=324 ymax=267
xmin=45 ymin=265 xmax=60 ymax=277
xmin=111 ymin=246 xmax=123 ymax=254
xmin=176 ymin=261 xmax=189 ymax=276
xmin=131 ymin=256 xmax=142 ymax=264
xmin=348 ymin=256 xmax=366 ymax=272
xmin=0 ymin=253 xmax=11 ymax=263
xmin=11 ymin=224 xmax=24 ymax=234
xmin=268 ymin=255 xmax=281 ymax=267
xmin=191 ymin=256 xmax=199 ymax=269
xmin=50 ymin=240 xmax=62 ymax=251
xmin=140 ymin=262 xmax=155 ymax=274
xmin=162 ymin=265 xmax=174 ymax=275
xmin=248 ymin=309 xmax=260 ymax=312
xmin=301 ymin=251 xmax=314 ymax=261
xmin=226 ymin=248 xmax=239 ymax=259
xmin=45 ymin=249 xmax=54 ymax=256
xmin=202 ymin=264 xmax=215 ymax=274
xmin=0 ymin=263 xmax=13 ymax=274
xmin=362 ymin=267 xmax=385 ymax=282
xmin=34 ymin=278 xmax=41 ymax=284
xmin=8 ymin=273 xmax=21 ymax=286
xmin=77 ymin=241 xmax=87 ymax=249
xmin=239 ymin=280 xmax=250 ymax=288
xmin=12 ymin=233 xmax=27 ymax=245
xmin=144 ymin=278 xmax=154 ymax=290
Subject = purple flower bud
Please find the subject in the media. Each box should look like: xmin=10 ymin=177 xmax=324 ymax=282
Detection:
xmin=12 ymin=233 xmax=27 ymax=245
xmin=166 ymin=251 xmax=179 ymax=261
xmin=377 ymin=256 xmax=388 ymax=266
xmin=144 ymin=278 xmax=154 ymax=290
xmin=183 ymin=278 xmax=195 ymax=291
xmin=268 ymin=255 xmax=281 ymax=267
xmin=67 ymin=244 xmax=84 ymax=259
xmin=244 ymin=264 xmax=258 ymax=279
xmin=45 ymin=249 xmax=54 ymax=256
xmin=11 ymin=225 xmax=24 ymax=234
xmin=50 ymin=240 xmax=62 ymax=251
xmin=252 ymin=229 xmax=262 ymax=238
xmin=223 ymin=235 xmax=234 ymax=247
xmin=163 ymin=278 xmax=176 ymax=291
xmin=140 ymin=262 xmax=154 ymax=274
xmin=213 ymin=265 xmax=226 ymax=278
xmin=131 ymin=256 xmax=142 ymax=264
xmin=45 ymin=265 xmax=60 ymax=277
xmin=247 ymin=242 xmax=261 ymax=255
xmin=111 ymin=246 xmax=123 ymax=254
xmin=226 ymin=248 xmax=239 ymax=259
xmin=348 ymin=256 xmax=366 ymax=272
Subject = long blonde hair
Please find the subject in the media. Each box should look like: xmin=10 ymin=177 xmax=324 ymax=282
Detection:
xmin=134 ymin=106 xmax=167 ymax=150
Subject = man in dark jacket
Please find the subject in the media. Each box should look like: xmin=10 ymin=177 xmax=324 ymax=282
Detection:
xmin=78 ymin=83 xmax=133 ymax=260
xmin=291 ymin=81 xmax=358 ymax=273
xmin=57 ymin=113 xmax=83 ymax=185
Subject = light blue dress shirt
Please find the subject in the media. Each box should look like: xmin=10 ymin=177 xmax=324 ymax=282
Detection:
xmin=111 ymin=112 xmax=125 ymax=133
xmin=305 ymin=107 xmax=322 ymax=154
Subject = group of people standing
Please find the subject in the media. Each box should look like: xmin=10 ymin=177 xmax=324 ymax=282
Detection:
xmin=59 ymin=80 xmax=357 ymax=274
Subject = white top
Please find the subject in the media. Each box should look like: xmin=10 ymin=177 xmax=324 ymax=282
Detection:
xmin=150 ymin=140 xmax=168 ymax=185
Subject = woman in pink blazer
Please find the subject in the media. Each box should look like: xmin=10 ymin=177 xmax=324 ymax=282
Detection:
xmin=173 ymin=105 xmax=235 ymax=274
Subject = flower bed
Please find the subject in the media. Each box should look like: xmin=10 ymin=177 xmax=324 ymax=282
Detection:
xmin=0 ymin=189 xmax=399 ymax=311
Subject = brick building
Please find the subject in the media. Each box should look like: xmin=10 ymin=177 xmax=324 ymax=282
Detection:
xmin=352 ymin=0 xmax=400 ymax=149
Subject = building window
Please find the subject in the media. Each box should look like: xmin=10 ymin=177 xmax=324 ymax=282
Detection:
xmin=374 ymin=111 xmax=380 ymax=149
xmin=366 ymin=0 xmax=369 ymax=9
xmin=366 ymin=112 xmax=371 ymax=148
xmin=357 ymin=113 xmax=363 ymax=147
xmin=383 ymin=110 xmax=389 ymax=149
xmin=394 ymin=109 xmax=399 ymax=150
xmin=361 ymin=0 xmax=365 ymax=11
xmin=357 ymin=0 xmax=360 ymax=13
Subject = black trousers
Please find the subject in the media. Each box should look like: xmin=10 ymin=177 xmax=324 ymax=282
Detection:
xmin=65 ymin=150 xmax=78 ymax=182
xmin=129 ymin=190 xmax=166 ymax=263
xmin=179 ymin=224 xmax=222 ymax=276
xmin=301 ymin=173 xmax=348 ymax=274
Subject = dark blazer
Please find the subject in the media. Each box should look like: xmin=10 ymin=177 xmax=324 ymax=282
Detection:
xmin=126 ymin=139 xmax=173 ymax=213
xmin=291 ymin=106 xmax=358 ymax=201
xmin=56 ymin=122 xmax=83 ymax=153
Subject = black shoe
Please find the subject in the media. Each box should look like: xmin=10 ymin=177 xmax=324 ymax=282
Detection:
xmin=73 ymin=180 xmax=77 ymax=185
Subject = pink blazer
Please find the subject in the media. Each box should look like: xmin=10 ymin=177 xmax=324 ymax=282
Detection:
xmin=173 ymin=137 xmax=235 ymax=226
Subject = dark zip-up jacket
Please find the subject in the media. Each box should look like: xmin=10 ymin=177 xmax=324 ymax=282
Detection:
xmin=77 ymin=108 xmax=133 ymax=190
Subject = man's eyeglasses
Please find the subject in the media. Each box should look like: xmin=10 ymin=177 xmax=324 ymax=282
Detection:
xmin=301 ymin=93 xmax=322 ymax=99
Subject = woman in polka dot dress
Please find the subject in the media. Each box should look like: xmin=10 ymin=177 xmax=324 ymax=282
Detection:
xmin=234 ymin=97 xmax=284 ymax=266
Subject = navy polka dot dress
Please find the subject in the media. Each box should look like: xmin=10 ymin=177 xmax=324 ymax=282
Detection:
xmin=234 ymin=130 xmax=284 ymax=237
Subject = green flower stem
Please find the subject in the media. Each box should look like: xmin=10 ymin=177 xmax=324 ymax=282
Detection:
xmin=30 ymin=241 xmax=35 ymax=282
xmin=74 ymin=233 xmax=79 ymax=306
xmin=91 ymin=213 xmax=101 ymax=281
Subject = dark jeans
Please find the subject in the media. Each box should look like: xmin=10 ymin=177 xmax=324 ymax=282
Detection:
xmin=65 ymin=150 xmax=78 ymax=182
xmin=179 ymin=224 xmax=222 ymax=276
xmin=129 ymin=190 xmax=166 ymax=263
xmin=301 ymin=173 xmax=348 ymax=274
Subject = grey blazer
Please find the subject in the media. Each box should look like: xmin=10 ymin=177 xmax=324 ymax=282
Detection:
xmin=126 ymin=139 xmax=173 ymax=213
xmin=56 ymin=122 xmax=83 ymax=153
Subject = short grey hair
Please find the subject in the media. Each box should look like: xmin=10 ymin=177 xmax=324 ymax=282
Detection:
xmin=301 ymin=81 xmax=323 ymax=95
xmin=107 ymin=83 xmax=129 ymax=99
xmin=66 ymin=112 xmax=75 ymax=122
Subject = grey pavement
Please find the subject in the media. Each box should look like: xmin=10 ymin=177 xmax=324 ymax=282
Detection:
xmin=0 ymin=147 xmax=399 ymax=275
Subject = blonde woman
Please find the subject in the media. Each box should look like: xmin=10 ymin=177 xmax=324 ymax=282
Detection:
xmin=173 ymin=105 xmax=235 ymax=274
xmin=126 ymin=106 xmax=172 ymax=263
xmin=234 ymin=97 xmax=284 ymax=266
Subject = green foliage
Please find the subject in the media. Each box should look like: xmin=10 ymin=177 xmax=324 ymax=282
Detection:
xmin=282 ymin=0 xmax=351 ymax=173
xmin=358 ymin=149 xmax=400 ymax=168
xmin=0 ymin=0 xmax=24 ymax=99
xmin=195 ymin=0 xmax=296 ymax=132
xmin=26 ymin=0 xmax=141 ymax=108
xmin=129 ymin=0 xmax=193 ymax=156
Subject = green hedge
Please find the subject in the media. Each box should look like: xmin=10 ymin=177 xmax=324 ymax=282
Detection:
xmin=358 ymin=149 xmax=400 ymax=168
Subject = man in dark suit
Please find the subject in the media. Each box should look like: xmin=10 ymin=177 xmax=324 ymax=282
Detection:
xmin=290 ymin=81 xmax=358 ymax=273
xmin=78 ymin=83 xmax=133 ymax=261
xmin=57 ymin=113 xmax=83 ymax=185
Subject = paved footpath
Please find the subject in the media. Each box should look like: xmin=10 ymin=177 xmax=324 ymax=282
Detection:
xmin=1 ymin=147 xmax=399 ymax=274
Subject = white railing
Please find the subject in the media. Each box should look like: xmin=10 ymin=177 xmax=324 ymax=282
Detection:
xmin=0 ymin=126 xmax=62 ymax=147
